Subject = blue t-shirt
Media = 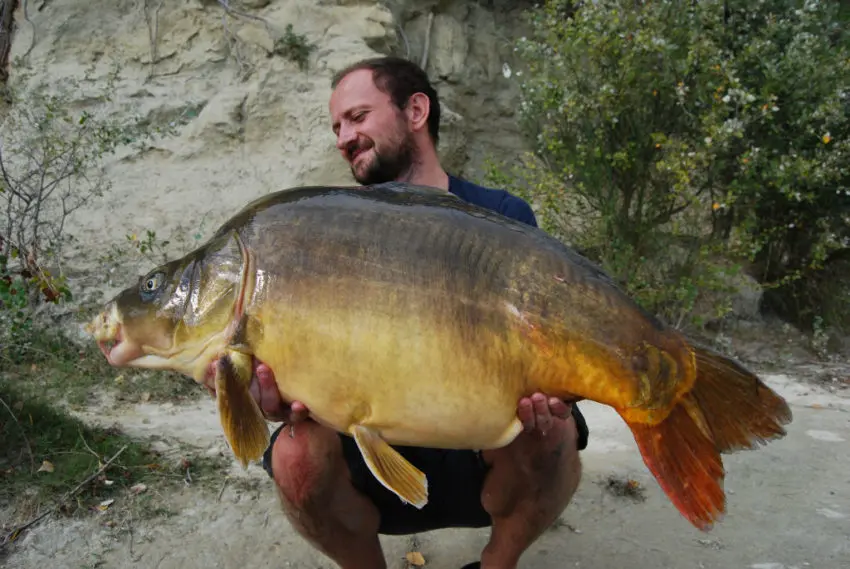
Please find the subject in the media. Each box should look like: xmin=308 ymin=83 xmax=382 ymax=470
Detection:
xmin=447 ymin=174 xmax=538 ymax=228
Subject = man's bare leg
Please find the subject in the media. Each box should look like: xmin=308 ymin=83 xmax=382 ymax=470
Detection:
xmin=269 ymin=420 xmax=387 ymax=569
xmin=479 ymin=394 xmax=583 ymax=569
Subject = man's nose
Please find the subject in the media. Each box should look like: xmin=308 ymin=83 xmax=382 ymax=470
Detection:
xmin=336 ymin=124 xmax=356 ymax=151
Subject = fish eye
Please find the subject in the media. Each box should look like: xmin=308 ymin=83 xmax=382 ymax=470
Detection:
xmin=139 ymin=271 xmax=166 ymax=301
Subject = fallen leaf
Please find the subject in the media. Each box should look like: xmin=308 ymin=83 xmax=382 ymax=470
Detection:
xmin=37 ymin=460 xmax=54 ymax=473
xmin=140 ymin=392 xmax=151 ymax=402
xmin=406 ymin=551 xmax=425 ymax=566
xmin=130 ymin=483 xmax=147 ymax=495
xmin=97 ymin=498 xmax=115 ymax=512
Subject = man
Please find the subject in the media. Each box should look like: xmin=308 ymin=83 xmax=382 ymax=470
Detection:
xmin=246 ymin=56 xmax=590 ymax=569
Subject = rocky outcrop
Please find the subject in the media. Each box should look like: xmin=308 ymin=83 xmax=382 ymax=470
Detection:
xmin=5 ymin=0 xmax=532 ymax=304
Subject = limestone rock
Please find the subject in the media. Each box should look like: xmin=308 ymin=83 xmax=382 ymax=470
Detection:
xmin=425 ymin=13 xmax=469 ymax=84
xmin=237 ymin=23 xmax=276 ymax=55
xmin=5 ymin=0 xmax=532 ymax=305
xmin=183 ymin=88 xmax=248 ymax=144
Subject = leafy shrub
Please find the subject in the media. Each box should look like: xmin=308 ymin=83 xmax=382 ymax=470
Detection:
xmin=488 ymin=0 xmax=850 ymax=331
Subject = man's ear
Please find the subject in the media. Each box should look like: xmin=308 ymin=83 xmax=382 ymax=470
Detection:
xmin=405 ymin=93 xmax=430 ymax=133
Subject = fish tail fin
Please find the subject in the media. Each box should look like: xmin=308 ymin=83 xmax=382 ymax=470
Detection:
xmin=215 ymin=351 xmax=270 ymax=468
xmin=689 ymin=343 xmax=793 ymax=453
xmin=622 ymin=342 xmax=793 ymax=531
xmin=623 ymin=397 xmax=726 ymax=531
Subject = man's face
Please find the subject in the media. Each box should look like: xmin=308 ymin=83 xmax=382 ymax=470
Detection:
xmin=329 ymin=69 xmax=415 ymax=185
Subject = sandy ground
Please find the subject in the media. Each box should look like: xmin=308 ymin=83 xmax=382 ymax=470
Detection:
xmin=3 ymin=370 xmax=848 ymax=569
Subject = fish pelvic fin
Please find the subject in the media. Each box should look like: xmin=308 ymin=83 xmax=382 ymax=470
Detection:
xmin=690 ymin=343 xmax=793 ymax=453
xmin=215 ymin=350 xmax=270 ymax=468
xmin=351 ymin=425 xmax=428 ymax=509
xmin=621 ymin=342 xmax=793 ymax=531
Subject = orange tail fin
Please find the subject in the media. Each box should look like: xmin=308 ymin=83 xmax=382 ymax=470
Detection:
xmin=625 ymin=399 xmax=725 ymax=531
xmin=690 ymin=343 xmax=793 ymax=453
xmin=623 ymin=343 xmax=793 ymax=531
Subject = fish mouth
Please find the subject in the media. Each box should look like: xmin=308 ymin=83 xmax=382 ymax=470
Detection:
xmin=97 ymin=328 xmax=120 ymax=361
xmin=85 ymin=302 xmax=143 ymax=367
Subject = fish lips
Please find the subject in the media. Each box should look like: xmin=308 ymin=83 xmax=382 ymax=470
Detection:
xmin=96 ymin=325 xmax=142 ymax=367
xmin=87 ymin=303 xmax=144 ymax=367
xmin=94 ymin=327 xmax=142 ymax=368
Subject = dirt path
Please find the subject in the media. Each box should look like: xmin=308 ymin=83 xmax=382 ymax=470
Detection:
xmin=4 ymin=372 xmax=849 ymax=569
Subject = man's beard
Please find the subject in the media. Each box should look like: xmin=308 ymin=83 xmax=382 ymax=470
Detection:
xmin=351 ymin=133 xmax=416 ymax=185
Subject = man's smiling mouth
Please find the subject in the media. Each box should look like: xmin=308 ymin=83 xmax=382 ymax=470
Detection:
xmin=347 ymin=141 xmax=372 ymax=164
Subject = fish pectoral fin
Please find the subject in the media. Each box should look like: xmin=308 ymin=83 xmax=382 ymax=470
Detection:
xmin=215 ymin=351 xmax=270 ymax=469
xmin=351 ymin=425 xmax=428 ymax=509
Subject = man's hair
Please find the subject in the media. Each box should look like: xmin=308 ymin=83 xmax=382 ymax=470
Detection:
xmin=331 ymin=56 xmax=441 ymax=145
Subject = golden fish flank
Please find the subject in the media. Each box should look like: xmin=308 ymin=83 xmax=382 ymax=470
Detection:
xmin=87 ymin=182 xmax=793 ymax=531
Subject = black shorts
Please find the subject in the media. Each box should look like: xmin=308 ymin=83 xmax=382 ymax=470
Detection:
xmin=262 ymin=404 xmax=589 ymax=535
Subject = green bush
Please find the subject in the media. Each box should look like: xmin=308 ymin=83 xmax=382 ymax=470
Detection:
xmin=489 ymin=0 xmax=850 ymax=331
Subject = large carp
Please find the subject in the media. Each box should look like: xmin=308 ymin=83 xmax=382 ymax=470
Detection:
xmin=86 ymin=182 xmax=792 ymax=531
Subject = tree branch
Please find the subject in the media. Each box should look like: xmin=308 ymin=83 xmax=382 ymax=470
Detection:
xmin=143 ymin=0 xmax=162 ymax=81
xmin=214 ymin=0 xmax=274 ymax=79
xmin=420 ymin=9 xmax=434 ymax=70
xmin=21 ymin=0 xmax=36 ymax=59
xmin=0 ymin=0 xmax=19 ymax=84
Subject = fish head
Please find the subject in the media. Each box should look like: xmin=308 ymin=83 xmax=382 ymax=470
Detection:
xmin=86 ymin=231 xmax=250 ymax=381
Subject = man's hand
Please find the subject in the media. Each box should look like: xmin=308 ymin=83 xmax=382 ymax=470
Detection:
xmin=248 ymin=361 xmax=310 ymax=424
xmin=517 ymin=393 xmax=571 ymax=436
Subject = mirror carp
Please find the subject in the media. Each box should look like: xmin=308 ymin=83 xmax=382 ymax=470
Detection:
xmin=86 ymin=182 xmax=792 ymax=531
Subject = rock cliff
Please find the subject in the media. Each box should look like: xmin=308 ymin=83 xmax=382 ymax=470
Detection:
xmin=6 ymin=0 xmax=532 ymax=303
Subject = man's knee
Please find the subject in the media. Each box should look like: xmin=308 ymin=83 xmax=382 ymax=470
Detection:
xmin=268 ymin=421 xmax=343 ymax=510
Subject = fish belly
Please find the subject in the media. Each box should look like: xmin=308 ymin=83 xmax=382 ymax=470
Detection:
xmin=251 ymin=285 xmax=535 ymax=450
